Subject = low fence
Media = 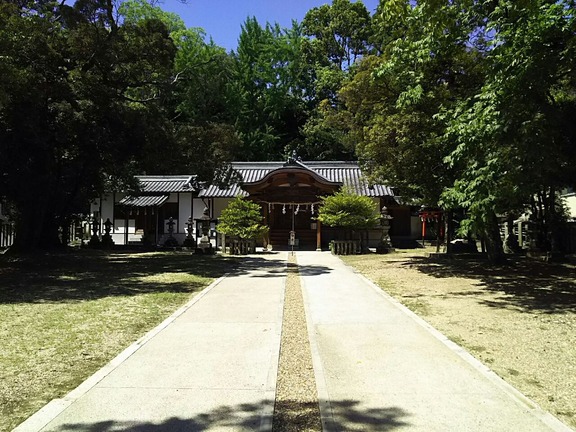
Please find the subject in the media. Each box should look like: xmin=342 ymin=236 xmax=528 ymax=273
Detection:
xmin=0 ymin=220 xmax=15 ymax=248
xmin=224 ymin=238 xmax=256 ymax=255
xmin=330 ymin=240 xmax=360 ymax=255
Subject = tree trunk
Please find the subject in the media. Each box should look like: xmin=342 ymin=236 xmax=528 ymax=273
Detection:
xmin=11 ymin=199 xmax=62 ymax=252
xmin=483 ymin=211 xmax=506 ymax=265
xmin=436 ymin=218 xmax=441 ymax=253
xmin=445 ymin=210 xmax=454 ymax=254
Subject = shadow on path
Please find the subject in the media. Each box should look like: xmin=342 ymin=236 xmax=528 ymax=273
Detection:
xmin=0 ymin=250 xmax=330 ymax=304
xmin=233 ymin=254 xmax=332 ymax=278
xmin=51 ymin=399 xmax=410 ymax=431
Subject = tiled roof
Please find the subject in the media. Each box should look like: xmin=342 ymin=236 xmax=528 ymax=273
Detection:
xmin=136 ymin=176 xmax=196 ymax=193
xmin=119 ymin=194 xmax=169 ymax=207
xmin=199 ymin=161 xmax=394 ymax=198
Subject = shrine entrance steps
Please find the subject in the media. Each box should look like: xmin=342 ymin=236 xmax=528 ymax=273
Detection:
xmin=269 ymin=229 xmax=316 ymax=251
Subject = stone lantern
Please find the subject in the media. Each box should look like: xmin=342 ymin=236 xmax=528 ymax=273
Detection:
xmin=182 ymin=216 xmax=196 ymax=248
xmin=376 ymin=206 xmax=394 ymax=253
xmin=163 ymin=217 xmax=179 ymax=247
xmin=101 ymin=218 xmax=114 ymax=248
xmin=195 ymin=206 xmax=214 ymax=254
xmin=88 ymin=212 xmax=101 ymax=247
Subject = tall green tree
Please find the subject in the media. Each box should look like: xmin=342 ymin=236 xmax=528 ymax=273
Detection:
xmin=232 ymin=17 xmax=314 ymax=160
xmin=300 ymin=0 xmax=374 ymax=160
xmin=302 ymin=0 xmax=373 ymax=70
xmin=337 ymin=2 xmax=484 ymax=204
xmin=347 ymin=0 xmax=576 ymax=262
xmin=0 ymin=0 xmax=176 ymax=250
xmin=441 ymin=0 xmax=576 ymax=259
xmin=118 ymin=0 xmax=241 ymax=182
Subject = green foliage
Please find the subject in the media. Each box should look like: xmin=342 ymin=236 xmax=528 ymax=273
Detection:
xmin=232 ymin=17 xmax=314 ymax=160
xmin=302 ymin=0 xmax=372 ymax=69
xmin=119 ymin=0 xmax=186 ymax=33
xmin=304 ymin=0 xmax=570 ymax=260
xmin=217 ymin=197 xmax=269 ymax=240
xmin=117 ymin=0 xmax=240 ymax=182
xmin=439 ymin=0 xmax=576 ymax=254
xmin=338 ymin=24 xmax=484 ymax=204
xmin=0 ymin=0 xmax=177 ymax=250
xmin=317 ymin=189 xmax=380 ymax=230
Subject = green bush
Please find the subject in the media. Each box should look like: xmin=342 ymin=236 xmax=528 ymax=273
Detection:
xmin=317 ymin=189 xmax=380 ymax=230
xmin=217 ymin=197 xmax=269 ymax=240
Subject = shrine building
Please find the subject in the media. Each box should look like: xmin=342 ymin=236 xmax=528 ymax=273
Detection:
xmin=89 ymin=159 xmax=428 ymax=250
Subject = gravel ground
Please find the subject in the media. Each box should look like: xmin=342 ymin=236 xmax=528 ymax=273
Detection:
xmin=342 ymin=250 xmax=576 ymax=430
xmin=272 ymin=255 xmax=322 ymax=432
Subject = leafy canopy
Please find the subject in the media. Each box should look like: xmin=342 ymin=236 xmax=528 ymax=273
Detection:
xmin=217 ymin=197 xmax=269 ymax=239
xmin=317 ymin=188 xmax=380 ymax=230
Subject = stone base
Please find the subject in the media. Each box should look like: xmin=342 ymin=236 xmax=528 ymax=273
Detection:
xmin=376 ymin=243 xmax=395 ymax=254
xmin=88 ymin=235 xmax=101 ymax=248
xmin=182 ymin=238 xmax=196 ymax=248
xmin=163 ymin=236 xmax=179 ymax=248
xmin=101 ymin=234 xmax=114 ymax=248
xmin=196 ymin=241 xmax=214 ymax=254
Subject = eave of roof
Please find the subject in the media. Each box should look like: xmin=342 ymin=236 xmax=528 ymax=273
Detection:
xmin=199 ymin=161 xmax=394 ymax=198
xmin=135 ymin=175 xmax=196 ymax=193
xmin=118 ymin=194 xmax=169 ymax=207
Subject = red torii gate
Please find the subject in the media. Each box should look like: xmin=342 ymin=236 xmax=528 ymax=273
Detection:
xmin=419 ymin=207 xmax=444 ymax=245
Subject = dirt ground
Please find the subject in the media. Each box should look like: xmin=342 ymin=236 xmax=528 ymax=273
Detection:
xmin=342 ymin=249 xmax=576 ymax=430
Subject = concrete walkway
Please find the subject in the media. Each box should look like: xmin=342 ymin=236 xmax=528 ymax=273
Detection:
xmin=297 ymin=251 xmax=571 ymax=431
xmin=15 ymin=251 xmax=573 ymax=432
xmin=15 ymin=253 xmax=287 ymax=432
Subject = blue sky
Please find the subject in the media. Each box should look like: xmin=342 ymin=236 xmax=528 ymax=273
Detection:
xmin=160 ymin=0 xmax=380 ymax=52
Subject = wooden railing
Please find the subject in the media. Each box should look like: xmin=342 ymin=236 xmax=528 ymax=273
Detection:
xmin=330 ymin=240 xmax=360 ymax=255
xmin=0 ymin=220 xmax=15 ymax=249
xmin=226 ymin=238 xmax=256 ymax=255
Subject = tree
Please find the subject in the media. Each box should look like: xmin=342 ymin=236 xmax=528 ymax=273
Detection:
xmin=317 ymin=188 xmax=380 ymax=247
xmin=119 ymin=0 xmax=241 ymax=182
xmin=440 ymin=0 xmax=576 ymax=260
xmin=317 ymin=2 xmax=484 ymax=254
xmin=302 ymin=0 xmax=372 ymax=70
xmin=216 ymin=197 xmax=269 ymax=240
xmin=232 ymin=17 xmax=314 ymax=161
xmin=299 ymin=0 xmax=375 ymax=161
xmin=347 ymin=0 xmax=576 ymax=263
xmin=0 ymin=0 xmax=177 ymax=251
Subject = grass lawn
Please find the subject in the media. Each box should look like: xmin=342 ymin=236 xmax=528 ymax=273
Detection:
xmin=0 ymin=249 xmax=239 ymax=432
xmin=342 ymin=249 xmax=576 ymax=430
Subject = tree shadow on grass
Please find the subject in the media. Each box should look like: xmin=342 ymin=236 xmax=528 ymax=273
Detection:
xmin=0 ymin=251 xmax=235 ymax=304
xmin=0 ymin=250 xmax=330 ymax=304
xmin=50 ymin=399 xmax=410 ymax=431
xmin=403 ymin=255 xmax=576 ymax=313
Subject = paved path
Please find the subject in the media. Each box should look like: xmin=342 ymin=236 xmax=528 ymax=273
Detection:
xmin=16 ymin=253 xmax=287 ymax=432
xmin=15 ymin=251 xmax=573 ymax=432
xmin=297 ymin=251 xmax=571 ymax=431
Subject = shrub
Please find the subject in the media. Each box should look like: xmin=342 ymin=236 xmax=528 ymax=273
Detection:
xmin=217 ymin=197 xmax=269 ymax=239
xmin=317 ymin=189 xmax=380 ymax=230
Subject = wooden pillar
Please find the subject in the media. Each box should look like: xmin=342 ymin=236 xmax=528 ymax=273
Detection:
xmin=124 ymin=209 xmax=129 ymax=246
xmin=316 ymin=220 xmax=322 ymax=251
xmin=155 ymin=206 xmax=159 ymax=246
xmin=263 ymin=203 xmax=269 ymax=247
xmin=421 ymin=218 xmax=426 ymax=246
